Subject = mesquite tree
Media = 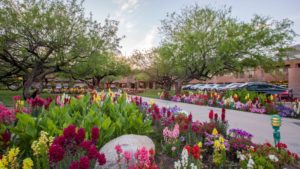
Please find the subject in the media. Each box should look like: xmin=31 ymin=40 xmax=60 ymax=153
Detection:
xmin=0 ymin=0 xmax=121 ymax=98
xmin=159 ymin=5 xmax=295 ymax=93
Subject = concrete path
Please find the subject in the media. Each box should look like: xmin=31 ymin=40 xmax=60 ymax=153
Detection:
xmin=141 ymin=97 xmax=300 ymax=155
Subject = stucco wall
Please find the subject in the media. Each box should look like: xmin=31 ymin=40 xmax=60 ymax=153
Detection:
xmin=288 ymin=68 xmax=300 ymax=97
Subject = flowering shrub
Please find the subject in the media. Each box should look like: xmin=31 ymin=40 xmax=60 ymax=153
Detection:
xmin=48 ymin=124 xmax=106 ymax=169
xmin=169 ymin=89 xmax=299 ymax=118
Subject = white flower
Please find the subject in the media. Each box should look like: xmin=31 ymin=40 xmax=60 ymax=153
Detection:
xmin=247 ymin=158 xmax=255 ymax=169
xmin=268 ymin=154 xmax=279 ymax=162
xmin=190 ymin=163 xmax=197 ymax=169
xmin=181 ymin=149 xmax=189 ymax=168
xmin=174 ymin=161 xmax=181 ymax=169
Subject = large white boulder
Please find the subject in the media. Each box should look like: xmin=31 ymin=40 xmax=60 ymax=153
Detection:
xmin=95 ymin=134 xmax=155 ymax=169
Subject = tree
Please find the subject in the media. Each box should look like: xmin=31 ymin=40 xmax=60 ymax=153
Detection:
xmin=70 ymin=53 xmax=130 ymax=89
xmin=159 ymin=5 xmax=296 ymax=93
xmin=130 ymin=48 xmax=180 ymax=93
xmin=0 ymin=0 xmax=121 ymax=98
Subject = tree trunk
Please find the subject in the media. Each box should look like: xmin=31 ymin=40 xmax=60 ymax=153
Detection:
xmin=175 ymin=80 xmax=182 ymax=95
xmin=23 ymin=75 xmax=38 ymax=99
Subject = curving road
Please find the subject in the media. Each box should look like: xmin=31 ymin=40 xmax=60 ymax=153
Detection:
xmin=140 ymin=97 xmax=300 ymax=155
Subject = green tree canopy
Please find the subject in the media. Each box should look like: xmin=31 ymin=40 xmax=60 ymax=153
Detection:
xmin=0 ymin=0 xmax=121 ymax=98
xmin=159 ymin=5 xmax=296 ymax=88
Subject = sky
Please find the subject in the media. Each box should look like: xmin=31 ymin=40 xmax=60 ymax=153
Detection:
xmin=83 ymin=0 xmax=300 ymax=56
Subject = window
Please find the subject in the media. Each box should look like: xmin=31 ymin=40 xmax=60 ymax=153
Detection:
xmin=298 ymin=64 xmax=300 ymax=68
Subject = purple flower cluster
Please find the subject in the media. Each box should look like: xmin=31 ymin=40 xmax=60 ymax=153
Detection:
xmin=276 ymin=105 xmax=295 ymax=117
xmin=229 ymin=128 xmax=253 ymax=139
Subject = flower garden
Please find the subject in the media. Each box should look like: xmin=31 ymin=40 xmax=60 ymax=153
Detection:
xmin=0 ymin=91 xmax=299 ymax=169
xmin=165 ymin=89 xmax=300 ymax=118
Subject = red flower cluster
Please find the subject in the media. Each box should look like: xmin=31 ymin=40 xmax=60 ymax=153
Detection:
xmin=48 ymin=124 xmax=106 ymax=168
xmin=192 ymin=144 xmax=200 ymax=159
xmin=276 ymin=142 xmax=287 ymax=149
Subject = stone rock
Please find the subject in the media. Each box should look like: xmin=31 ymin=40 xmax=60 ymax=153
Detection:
xmin=95 ymin=134 xmax=155 ymax=169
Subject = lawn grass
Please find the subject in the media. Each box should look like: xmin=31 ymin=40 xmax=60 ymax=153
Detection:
xmin=136 ymin=89 xmax=175 ymax=99
xmin=0 ymin=90 xmax=56 ymax=107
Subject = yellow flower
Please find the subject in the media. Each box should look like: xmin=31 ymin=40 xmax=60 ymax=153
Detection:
xmin=212 ymin=128 xmax=218 ymax=136
xmin=270 ymin=95 xmax=274 ymax=101
xmin=22 ymin=158 xmax=33 ymax=169
xmin=0 ymin=155 xmax=8 ymax=167
xmin=198 ymin=142 xmax=202 ymax=148
xmin=214 ymin=140 xmax=221 ymax=149
xmin=233 ymin=94 xmax=238 ymax=98
xmin=8 ymin=148 xmax=20 ymax=163
xmin=219 ymin=136 xmax=225 ymax=143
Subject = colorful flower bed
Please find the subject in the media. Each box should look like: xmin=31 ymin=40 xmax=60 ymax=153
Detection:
xmin=0 ymin=92 xmax=299 ymax=169
xmin=168 ymin=89 xmax=300 ymax=118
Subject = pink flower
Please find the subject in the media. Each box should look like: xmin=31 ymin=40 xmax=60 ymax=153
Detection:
xmin=79 ymin=156 xmax=90 ymax=169
xmin=91 ymin=126 xmax=100 ymax=143
xmin=123 ymin=151 xmax=132 ymax=162
xmin=134 ymin=147 xmax=150 ymax=166
xmin=0 ymin=105 xmax=16 ymax=124
xmin=209 ymin=110 xmax=214 ymax=120
xmin=49 ymin=144 xmax=65 ymax=162
xmin=115 ymin=145 xmax=123 ymax=154
xmin=13 ymin=95 xmax=21 ymax=101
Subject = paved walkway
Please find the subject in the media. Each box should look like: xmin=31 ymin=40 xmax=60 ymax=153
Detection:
xmin=141 ymin=97 xmax=300 ymax=155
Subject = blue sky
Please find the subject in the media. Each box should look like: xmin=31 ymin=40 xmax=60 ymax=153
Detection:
xmin=84 ymin=0 xmax=300 ymax=56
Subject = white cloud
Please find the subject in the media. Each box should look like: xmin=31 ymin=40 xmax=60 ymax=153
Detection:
xmin=125 ymin=22 xmax=134 ymax=32
xmin=120 ymin=0 xmax=139 ymax=12
xmin=134 ymin=27 xmax=159 ymax=52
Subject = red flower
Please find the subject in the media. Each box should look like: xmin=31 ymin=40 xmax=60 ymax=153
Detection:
xmin=69 ymin=161 xmax=79 ymax=169
xmin=149 ymin=149 xmax=155 ymax=156
xmin=188 ymin=113 xmax=192 ymax=122
xmin=184 ymin=145 xmax=190 ymax=155
xmin=53 ymin=136 xmax=66 ymax=146
xmin=1 ymin=130 xmax=11 ymax=143
xmin=91 ymin=127 xmax=100 ymax=143
xmin=75 ymin=128 xmax=85 ymax=144
xmin=214 ymin=113 xmax=218 ymax=120
xmin=88 ymin=145 xmax=99 ymax=159
xmin=49 ymin=144 xmax=65 ymax=163
xmin=264 ymin=142 xmax=272 ymax=147
xmin=209 ymin=110 xmax=214 ymax=120
xmin=97 ymin=153 xmax=106 ymax=166
xmin=79 ymin=156 xmax=90 ymax=169
xmin=192 ymin=144 xmax=200 ymax=159
xmin=292 ymin=153 xmax=298 ymax=160
xmin=221 ymin=108 xmax=226 ymax=122
xmin=80 ymin=141 xmax=92 ymax=150
xmin=63 ymin=124 xmax=77 ymax=140
xmin=276 ymin=142 xmax=287 ymax=149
